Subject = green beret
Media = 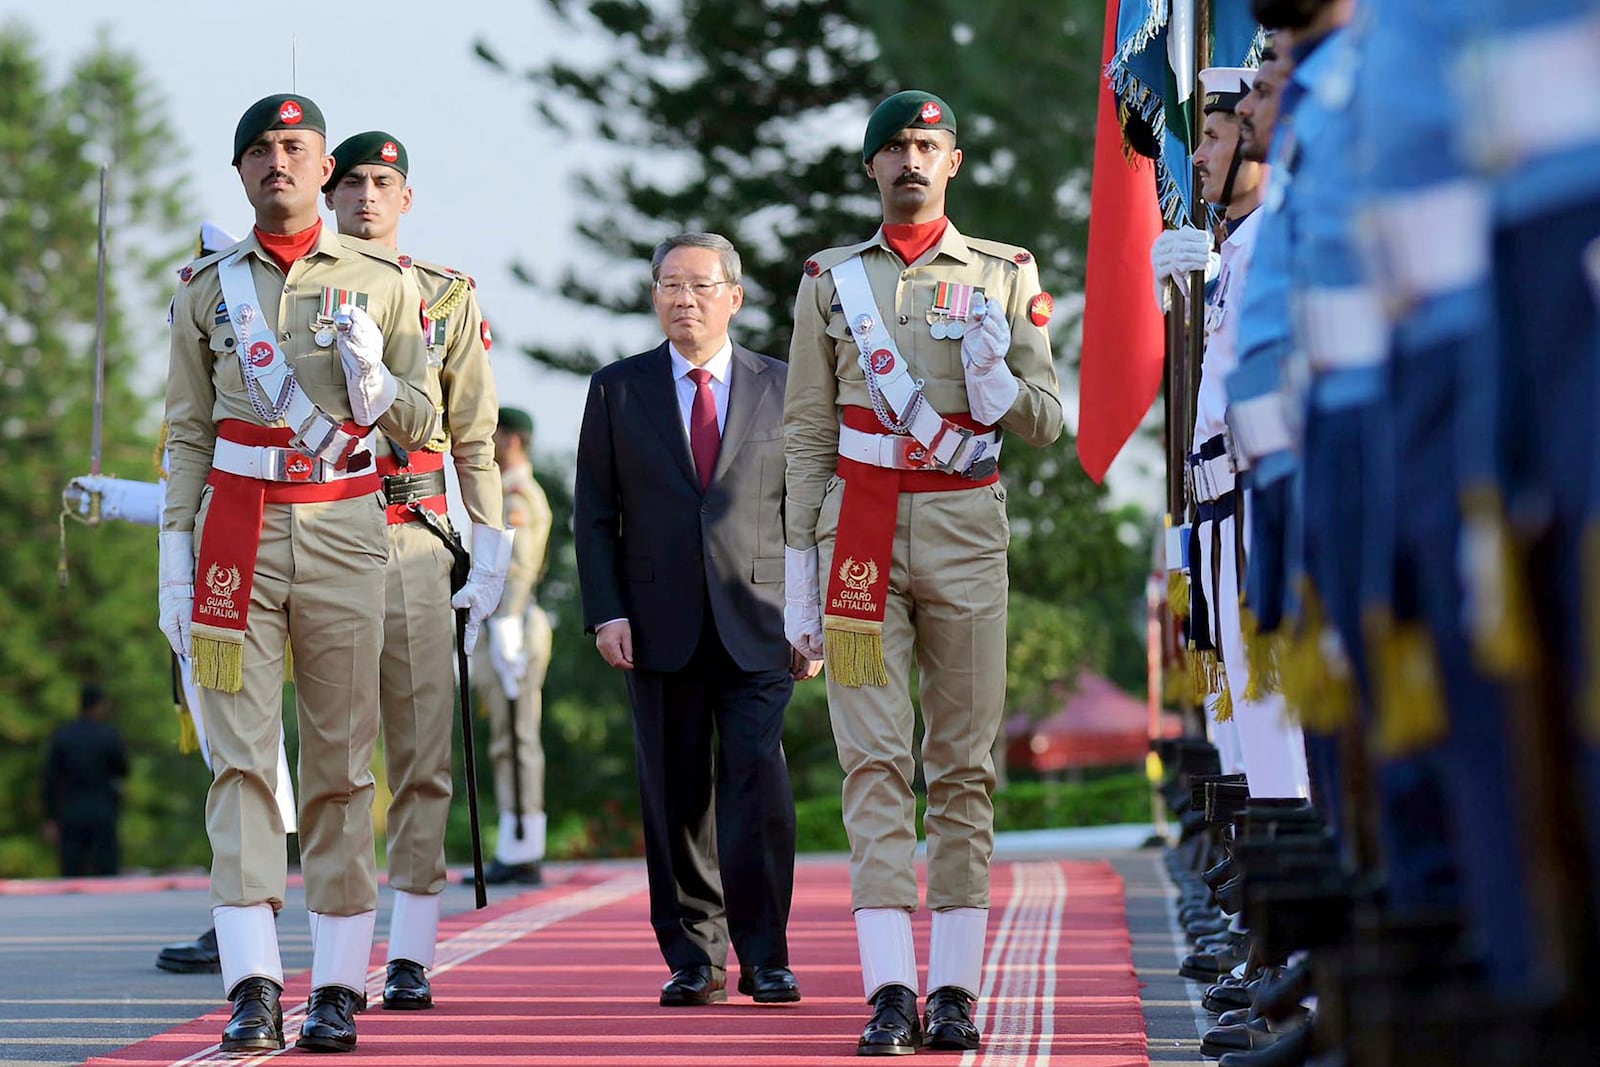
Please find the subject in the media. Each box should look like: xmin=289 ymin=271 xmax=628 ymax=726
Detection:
xmin=499 ymin=407 xmax=534 ymax=438
xmin=862 ymin=90 xmax=956 ymax=163
xmin=232 ymin=94 xmax=326 ymax=166
xmin=324 ymin=131 xmax=409 ymax=194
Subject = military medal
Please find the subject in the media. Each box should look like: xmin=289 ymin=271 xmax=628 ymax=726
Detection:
xmin=314 ymin=326 xmax=335 ymax=348
xmin=929 ymin=281 xmax=980 ymax=340
xmin=317 ymin=287 xmax=366 ymax=348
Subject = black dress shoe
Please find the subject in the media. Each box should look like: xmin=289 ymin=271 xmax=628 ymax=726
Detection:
xmin=924 ymin=986 xmax=981 ymax=1051
xmin=157 ymin=925 xmax=222 ymax=974
xmin=858 ymin=983 xmax=920 ymax=1056
xmin=1201 ymin=1018 xmax=1282 ymax=1058
xmin=737 ymin=965 xmax=800 ymax=1003
xmin=659 ymin=964 xmax=727 ymax=1006
xmin=1216 ymin=1018 xmax=1310 ymax=1066
xmin=296 ymin=986 xmax=363 ymax=1053
xmin=482 ymin=859 xmax=543 ymax=886
xmin=220 ymin=977 xmax=283 ymax=1053
xmin=382 ymin=959 xmax=433 ymax=1010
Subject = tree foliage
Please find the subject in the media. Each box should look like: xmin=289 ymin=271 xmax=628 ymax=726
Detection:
xmin=0 ymin=26 xmax=199 ymax=876
xmin=471 ymin=0 xmax=1148 ymax=839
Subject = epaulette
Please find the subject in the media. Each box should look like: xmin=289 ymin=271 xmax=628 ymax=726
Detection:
xmin=963 ymin=235 xmax=1036 ymax=267
xmin=337 ymin=233 xmax=405 ymax=269
xmin=801 ymin=242 xmax=867 ymax=279
xmin=175 ymin=243 xmax=236 ymax=284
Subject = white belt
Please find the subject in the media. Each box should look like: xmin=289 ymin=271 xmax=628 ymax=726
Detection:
xmin=1228 ymin=394 xmax=1294 ymax=460
xmin=1189 ymin=453 xmax=1236 ymax=504
xmin=1467 ymin=14 xmax=1600 ymax=166
xmin=213 ymin=434 xmax=378 ymax=484
xmin=1361 ymin=180 xmax=1491 ymax=306
xmin=1296 ymin=286 xmax=1389 ymax=371
xmin=837 ymin=424 xmax=1002 ymax=471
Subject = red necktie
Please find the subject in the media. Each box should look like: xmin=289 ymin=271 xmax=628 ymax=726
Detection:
xmin=687 ymin=367 xmax=720 ymax=491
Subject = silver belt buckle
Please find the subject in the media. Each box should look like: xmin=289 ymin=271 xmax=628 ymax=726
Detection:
xmin=290 ymin=409 xmax=345 ymax=465
xmin=263 ymin=446 xmax=323 ymax=483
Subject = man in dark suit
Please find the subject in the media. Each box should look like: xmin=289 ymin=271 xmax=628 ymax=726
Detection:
xmin=42 ymin=684 xmax=129 ymax=876
xmin=575 ymin=231 xmax=820 ymax=1007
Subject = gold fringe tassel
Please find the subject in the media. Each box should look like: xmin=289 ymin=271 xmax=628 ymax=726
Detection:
xmin=1168 ymin=569 xmax=1191 ymax=621
xmin=1366 ymin=612 xmax=1449 ymax=757
xmin=1163 ymin=663 xmax=1196 ymax=707
xmin=176 ymin=703 xmax=199 ymax=754
xmin=1213 ymin=671 xmax=1235 ymax=723
xmin=1459 ymin=494 xmax=1537 ymax=679
xmin=823 ymin=621 xmax=888 ymax=688
xmin=1239 ymin=606 xmax=1281 ymax=699
xmin=1279 ymin=585 xmax=1353 ymax=733
xmin=1188 ymin=646 xmax=1220 ymax=700
xmin=192 ymin=634 xmax=244 ymax=693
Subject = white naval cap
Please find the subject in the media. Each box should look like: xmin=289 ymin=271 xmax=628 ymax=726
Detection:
xmin=1200 ymin=67 xmax=1257 ymax=114
xmin=198 ymin=220 xmax=240 ymax=256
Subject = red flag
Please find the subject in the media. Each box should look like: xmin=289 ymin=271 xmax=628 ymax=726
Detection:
xmin=1076 ymin=0 xmax=1167 ymax=484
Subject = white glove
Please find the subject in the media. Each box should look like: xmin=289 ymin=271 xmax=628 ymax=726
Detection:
xmin=784 ymin=546 xmax=825 ymax=661
xmin=1149 ymin=227 xmax=1218 ymax=312
xmin=335 ymin=303 xmax=397 ymax=426
xmin=487 ymin=614 xmax=527 ymax=700
xmin=158 ymin=530 xmax=195 ymax=658
xmin=451 ymin=524 xmax=516 ymax=655
xmin=960 ymin=296 xmax=1011 ymax=372
xmin=64 ymin=475 xmax=165 ymax=527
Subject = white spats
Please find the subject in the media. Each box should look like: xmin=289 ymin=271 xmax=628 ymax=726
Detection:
xmin=387 ymin=891 xmax=442 ymax=970
xmin=928 ymin=907 xmax=988 ymax=998
xmin=495 ymin=810 xmax=547 ymax=865
xmin=856 ymin=907 xmax=918 ymax=1000
xmin=309 ymin=911 xmax=377 ymax=995
xmin=214 ymin=903 xmax=283 ymax=998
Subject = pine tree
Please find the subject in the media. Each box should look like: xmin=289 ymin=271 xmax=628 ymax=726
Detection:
xmin=0 ymin=26 xmax=202 ymax=876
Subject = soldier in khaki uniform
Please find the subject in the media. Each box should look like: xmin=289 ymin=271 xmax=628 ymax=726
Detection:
xmin=783 ymin=90 xmax=1063 ymax=1055
xmin=321 ymin=132 xmax=513 ymax=1011
xmin=159 ymin=94 xmax=436 ymax=1055
xmin=475 ymin=407 xmax=554 ymax=885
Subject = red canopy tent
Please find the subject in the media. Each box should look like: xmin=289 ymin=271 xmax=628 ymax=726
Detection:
xmin=1006 ymin=670 xmax=1184 ymax=774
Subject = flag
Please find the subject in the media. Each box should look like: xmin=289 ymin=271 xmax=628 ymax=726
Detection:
xmin=1076 ymin=0 xmax=1168 ymax=485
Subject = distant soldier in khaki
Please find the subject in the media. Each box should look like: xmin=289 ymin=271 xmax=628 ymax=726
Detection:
xmin=783 ymin=90 xmax=1063 ymax=1055
xmin=159 ymin=94 xmax=436 ymax=1055
xmin=476 ymin=407 xmax=554 ymax=885
xmin=321 ymin=132 xmax=513 ymax=1011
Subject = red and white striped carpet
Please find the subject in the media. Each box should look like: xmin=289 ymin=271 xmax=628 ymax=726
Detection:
xmin=88 ymin=859 xmax=1146 ymax=1065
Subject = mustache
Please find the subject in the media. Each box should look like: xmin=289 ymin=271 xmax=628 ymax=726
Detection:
xmin=894 ymin=172 xmax=931 ymax=187
xmin=261 ymin=170 xmax=293 ymax=188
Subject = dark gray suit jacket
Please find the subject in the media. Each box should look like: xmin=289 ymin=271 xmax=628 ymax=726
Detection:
xmin=574 ymin=341 xmax=789 ymax=674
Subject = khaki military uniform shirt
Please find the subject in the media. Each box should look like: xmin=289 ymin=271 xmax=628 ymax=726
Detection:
xmin=163 ymin=227 xmax=435 ymax=531
xmin=406 ymin=258 xmax=503 ymax=528
xmin=784 ymin=222 xmax=1064 ymax=550
xmin=496 ymin=462 xmax=551 ymax=622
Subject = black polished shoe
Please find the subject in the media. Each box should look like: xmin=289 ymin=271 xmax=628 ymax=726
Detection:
xmin=738 ymin=965 xmax=801 ymax=1003
xmin=1216 ymin=1018 xmax=1310 ymax=1066
xmin=220 ymin=976 xmax=284 ymax=1053
xmin=295 ymin=986 xmax=363 ymax=1053
xmin=156 ymin=926 xmax=222 ymax=974
xmin=858 ymin=983 xmax=920 ymax=1056
xmin=382 ymin=959 xmax=433 ymax=1010
xmin=482 ymin=859 xmax=543 ymax=886
xmin=659 ymin=964 xmax=727 ymax=1006
xmin=924 ymin=986 xmax=981 ymax=1051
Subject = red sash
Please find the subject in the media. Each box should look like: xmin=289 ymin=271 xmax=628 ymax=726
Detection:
xmin=823 ymin=406 xmax=999 ymax=686
xmin=190 ymin=419 xmax=381 ymax=692
xmin=377 ymin=448 xmax=447 ymax=524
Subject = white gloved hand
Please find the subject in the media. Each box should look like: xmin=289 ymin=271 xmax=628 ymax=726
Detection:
xmin=335 ymin=303 xmax=397 ymax=426
xmin=450 ymin=524 xmax=516 ymax=655
xmin=1149 ymin=227 xmax=1216 ymax=312
xmin=960 ymin=296 xmax=1011 ymax=373
xmin=784 ymin=546 xmax=825 ymax=661
xmin=158 ymin=530 xmax=195 ymax=658
xmin=487 ymin=614 xmax=527 ymax=700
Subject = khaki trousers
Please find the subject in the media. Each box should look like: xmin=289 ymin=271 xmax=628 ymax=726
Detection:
xmin=196 ymin=490 xmax=387 ymax=915
xmin=379 ymin=519 xmax=457 ymax=895
xmin=476 ymin=606 xmax=551 ymax=815
xmin=816 ymin=476 xmax=1010 ymax=911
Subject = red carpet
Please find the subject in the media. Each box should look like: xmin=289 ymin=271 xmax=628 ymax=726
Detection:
xmin=88 ymin=859 xmax=1146 ymax=1065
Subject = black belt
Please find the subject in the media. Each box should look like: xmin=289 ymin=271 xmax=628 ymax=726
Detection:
xmin=382 ymin=468 xmax=447 ymax=507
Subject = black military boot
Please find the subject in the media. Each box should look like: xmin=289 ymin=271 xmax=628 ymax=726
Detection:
xmin=383 ymin=959 xmax=433 ymax=1010
xmin=296 ymin=985 xmax=363 ymax=1053
xmin=156 ymin=926 xmax=222 ymax=973
xmin=858 ymin=983 xmax=921 ymax=1056
xmin=220 ymin=976 xmax=284 ymax=1053
xmin=924 ymin=986 xmax=981 ymax=1050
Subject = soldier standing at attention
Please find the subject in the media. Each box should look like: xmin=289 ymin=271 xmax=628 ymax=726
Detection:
xmin=477 ymin=407 xmax=555 ymax=887
xmin=783 ymin=90 xmax=1063 ymax=1054
xmin=159 ymin=94 xmax=435 ymax=1054
xmin=322 ymin=131 xmax=513 ymax=1011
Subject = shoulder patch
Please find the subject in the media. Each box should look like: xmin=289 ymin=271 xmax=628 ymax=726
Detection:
xmin=804 ymin=259 xmax=820 ymax=277
xmin=1014 ymin=251 xmax=1033 ymax=265
xmin=1029 ymin=291 xmax=1054 ymax=327
xmin=480 ymin=320 xmax=492 ymax=350
xmin=179 ymin=265 xmax=193 ymax=284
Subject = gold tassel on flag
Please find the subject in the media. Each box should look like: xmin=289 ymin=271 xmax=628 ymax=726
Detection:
xmin=1280 ymin=584 xmax=1352 ymax=732
xmin=1239 ymin=606 xmax=1281 ymax=699
xmin=824 ymin=618 xmax=888 ymax=688
xmin=1366 ymin=611 xmax=1448 ymax=757
xmin=176 ymin=703 xmax=199 ymax=754
xmin=1213 ymin=666 xmax=1235 ymax=723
